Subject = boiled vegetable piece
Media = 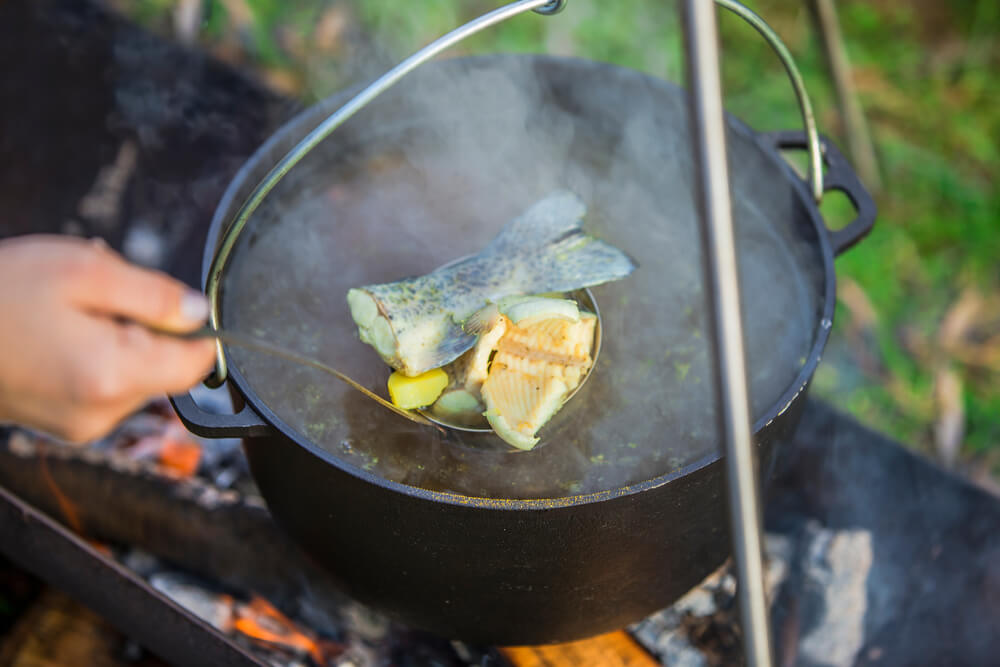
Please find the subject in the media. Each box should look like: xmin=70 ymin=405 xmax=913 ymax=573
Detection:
xmin=387 ymin=368 xmax=449 ymax=410
xmin=431 ymin=389 xmax=484 ymax=428
xmin=497 ymin=295 xmax=580 ymax=326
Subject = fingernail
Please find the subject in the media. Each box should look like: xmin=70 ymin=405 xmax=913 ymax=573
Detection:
xmin=180 ymin=291 xmax=210 ymax=323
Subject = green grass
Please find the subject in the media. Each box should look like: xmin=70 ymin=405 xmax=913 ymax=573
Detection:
xmin=121 ymin=0 xmax=999 ymax=470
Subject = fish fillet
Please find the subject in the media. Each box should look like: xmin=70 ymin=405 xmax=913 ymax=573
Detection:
xmin=481 ymin=313 xmax=597 ymax=450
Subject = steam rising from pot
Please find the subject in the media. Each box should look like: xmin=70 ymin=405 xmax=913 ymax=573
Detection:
xmin=221 ymin=49 xmax=824 ymax=499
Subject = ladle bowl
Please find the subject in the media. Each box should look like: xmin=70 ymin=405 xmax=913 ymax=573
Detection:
xmin=420 ymin=286 xmax=603 ymax=437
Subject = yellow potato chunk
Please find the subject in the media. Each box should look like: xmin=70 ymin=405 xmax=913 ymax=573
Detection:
xmin=387 ymin=368 xmax=449 ymax=409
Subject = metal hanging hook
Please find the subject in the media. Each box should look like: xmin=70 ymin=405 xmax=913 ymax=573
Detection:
xmin=534 ymin=0 xmax=567 ymax=15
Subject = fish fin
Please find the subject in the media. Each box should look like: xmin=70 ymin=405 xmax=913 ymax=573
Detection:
xmin=526 ymin=233 xmax=638 ymax=292
xmin=485 ymin=190 xmax=588 ymax=255
xmin=485 ymin=190 xmax=637 ymax=294
xmin=401 ymin=320 xmax=477 ymax=376
xmin=463 ymin=303 xmax=501 ymax=336
xmin=426 ymin=327 xmax=478 ymax=372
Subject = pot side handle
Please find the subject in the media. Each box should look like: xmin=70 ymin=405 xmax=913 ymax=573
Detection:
xmin=169 ymin=392 xmax=272 ymax=439
xmin=760 ymin=130 xmax=876 ymax=256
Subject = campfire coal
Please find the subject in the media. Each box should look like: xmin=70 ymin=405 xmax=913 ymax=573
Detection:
xmin=0 ymin=414 xmax=485 ymax=667
xmin=148 ymin=576 xmax=347 ymax=666
xmin=5 ymin=398 xmax=999 ymax=666
xmin=0 ymin=402 xmax=757 ymax=666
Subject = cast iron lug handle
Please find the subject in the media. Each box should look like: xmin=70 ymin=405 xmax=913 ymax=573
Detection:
xmin=169 ymin=392 xmax=272 ymax=439
xmin=760 ymin=130 xmax=876 ymax=255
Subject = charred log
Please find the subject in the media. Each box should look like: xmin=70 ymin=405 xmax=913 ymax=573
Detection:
xmin=0 ymin=431 xmax=353 ymax=626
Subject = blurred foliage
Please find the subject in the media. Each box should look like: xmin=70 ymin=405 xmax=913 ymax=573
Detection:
xmin=117 ymin=0 xmax=999 ymax=475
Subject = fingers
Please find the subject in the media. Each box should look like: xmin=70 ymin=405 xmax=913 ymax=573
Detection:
xmin=39 ymin=330 xmax=215 ymax=444
xmin=58 ymin=320 xmax=215 ymax=414
xmin=0 ymin=236 xmax=219 ymax=445
xmin=144 ymin=336 xmax=218 ymax=396
xmin=108 ymin=323 xmax=218 ymax=397
xmin=63 ymin=243 xmax=217 ymax=393
xmin=67 ymin=242 xmax=210 ymax=333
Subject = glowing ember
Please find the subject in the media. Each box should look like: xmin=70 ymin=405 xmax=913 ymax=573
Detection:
xmin=118 ymin=412 xmax=203 ymax=479
xmin=157 ymin=431 xmax=202 ymax=478
xmin=38 ymin=454 xmax=83 ymax=534
xmin=233 ymin=596 xmax=341 ymax=665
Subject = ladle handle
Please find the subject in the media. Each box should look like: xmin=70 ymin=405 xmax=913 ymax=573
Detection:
xmin=761 ymin=130 xmax=876 ymax=256
xmin=169 ymin=392 xmax=271 ymax=439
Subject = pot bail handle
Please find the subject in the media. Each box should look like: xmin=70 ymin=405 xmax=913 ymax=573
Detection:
xmin=714 ymin=0 xmax=823 ymax=203
xmin=761 ymin=130 xmax=876 ymax=255
xmin=169 ymin=392 xmax=271 ymax=439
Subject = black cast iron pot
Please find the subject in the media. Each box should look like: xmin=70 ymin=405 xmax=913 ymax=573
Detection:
xmin=172 ymin=54 xmax=875 ymax=645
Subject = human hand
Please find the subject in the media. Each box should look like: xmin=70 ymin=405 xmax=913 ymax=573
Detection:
xmin=0 ymin=235 xmax=217 ymax=443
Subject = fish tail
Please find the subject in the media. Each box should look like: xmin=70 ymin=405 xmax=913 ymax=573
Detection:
xmin=485 ymin=190 xmax=589 ymax=254
xmin=528 ymin=231 xmax=637 ymax=292
xmin=486 ymin=191 xmax=637 ymax=293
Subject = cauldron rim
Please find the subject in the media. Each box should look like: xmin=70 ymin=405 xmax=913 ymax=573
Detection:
xmin=204 ymin=53 xmax=838 ymax=510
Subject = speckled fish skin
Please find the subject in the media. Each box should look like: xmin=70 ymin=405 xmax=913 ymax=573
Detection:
xmin=347 ymin=190 xmax=636 ymax=376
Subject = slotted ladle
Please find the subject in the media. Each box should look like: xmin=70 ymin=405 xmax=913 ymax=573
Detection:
xmin=149 ymin=284 xmax=599 ymax=438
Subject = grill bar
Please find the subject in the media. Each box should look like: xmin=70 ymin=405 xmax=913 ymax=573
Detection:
xmin=0 ymin=483 xmax=267 ymax=667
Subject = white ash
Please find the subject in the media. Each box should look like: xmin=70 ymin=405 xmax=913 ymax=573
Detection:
xmin=797 ymin=522 xmax=873 ymax=667
xmin=120 ymin=548 xmax=161 ymax=578
xmin=339 ymin=604 xmax=391 ymax=643
xmin=630 ymin=534 xmax=796 ymax=665
xmin=657 ymin=635 xmax=709 ymax=667
xmin=765 ymin=532 xmax=795 ymax=604
xmin=149 ymin=572 xmax=233 ymax=631
xmin=329 ymin=648 xmax=377 ymax=667
xmin=7 ymin=432 xmax=36 ymax=457
xmin=630 ymin=561 xmax=737 ymax=664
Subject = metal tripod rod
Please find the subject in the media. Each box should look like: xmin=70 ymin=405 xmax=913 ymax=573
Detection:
xmin=679 ymin=2 xmax=773 ymax=666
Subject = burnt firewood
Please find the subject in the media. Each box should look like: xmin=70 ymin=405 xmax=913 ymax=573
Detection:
xmin=0 ymin=431 xmax=354 ymax=631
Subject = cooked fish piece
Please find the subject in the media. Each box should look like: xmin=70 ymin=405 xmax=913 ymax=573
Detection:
xmin=481 ymin=312 xmax=598 ymax=450
xmin=498 ymin=313 xmax=597 ymax=366
xmin=347 ymin=191 xmax=634 ymax=376
xmin=463 ymin=314 xmax=508 ymax=395
xmin=483 ymin=363 xmax=570 ymax=450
